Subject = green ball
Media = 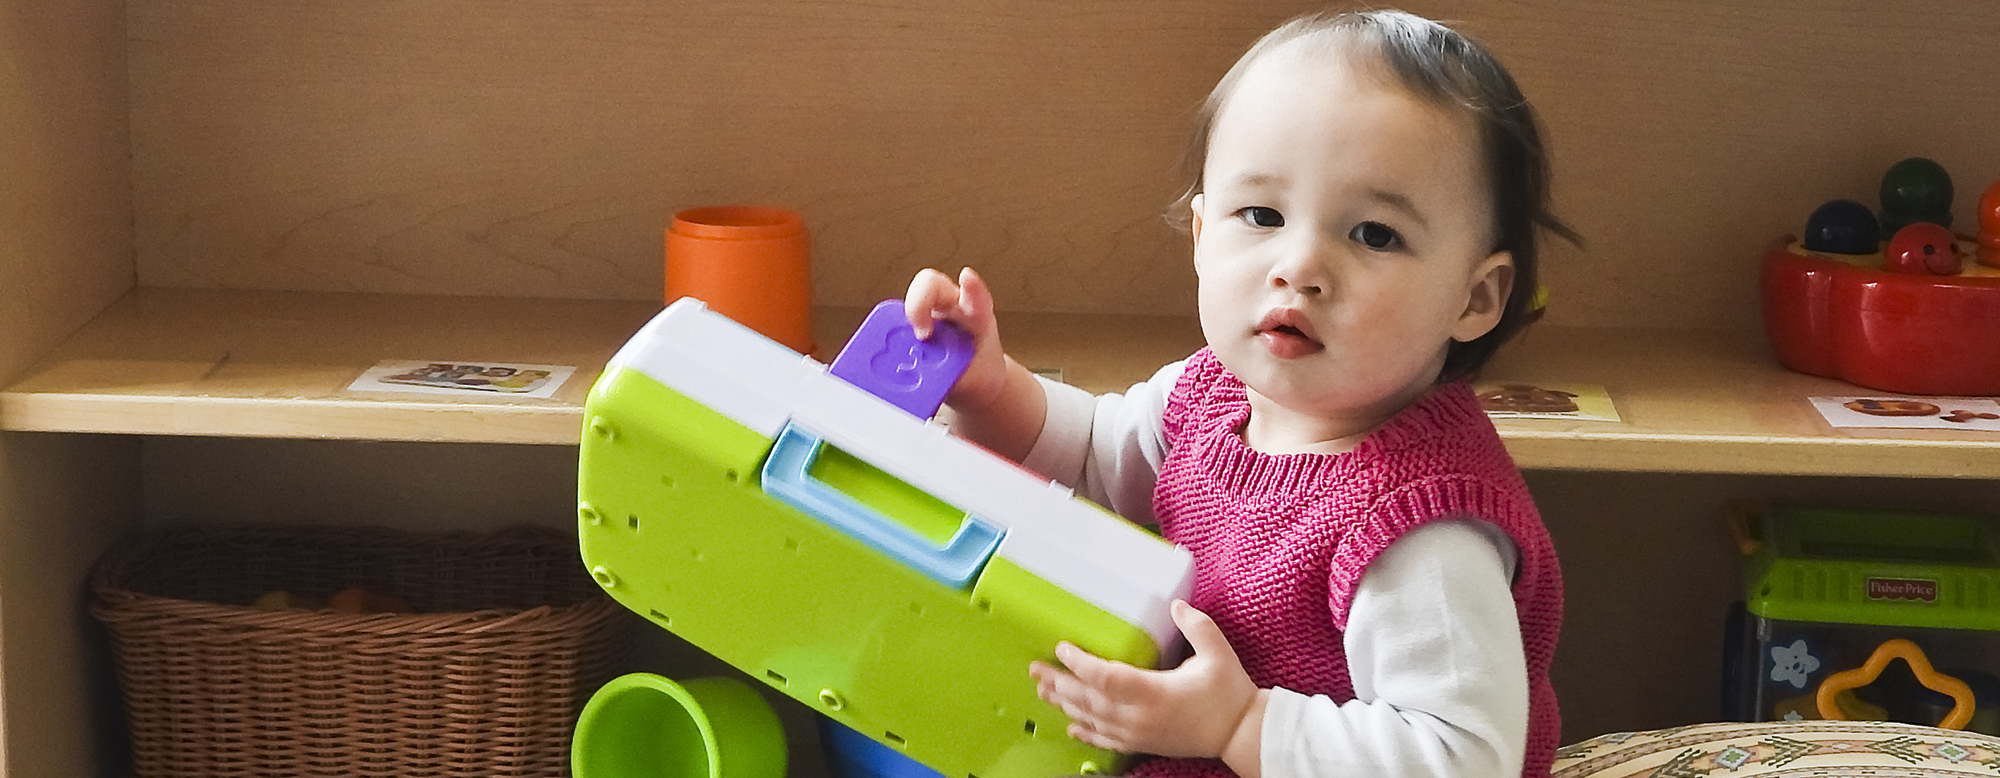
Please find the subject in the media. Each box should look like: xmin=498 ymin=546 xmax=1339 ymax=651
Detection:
xmin=1880 ymin=157 xmax=1954 ymax=226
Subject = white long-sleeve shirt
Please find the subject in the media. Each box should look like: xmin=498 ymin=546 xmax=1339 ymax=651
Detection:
xmin=1017 ymin=363 xmax=1528 ymax=778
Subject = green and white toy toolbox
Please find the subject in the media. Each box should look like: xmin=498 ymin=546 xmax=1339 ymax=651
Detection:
xmin=576 ymin=298 xmax=1196 ymax=778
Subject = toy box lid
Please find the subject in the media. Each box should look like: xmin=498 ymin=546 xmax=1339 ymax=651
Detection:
xmin=1744 ymin=504 xmax=2000 ymax=630
xmin=602 ymin=299 xmax=1195 ymax=654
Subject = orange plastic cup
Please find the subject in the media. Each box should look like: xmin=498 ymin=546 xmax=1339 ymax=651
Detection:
xmin=665 ymin=205 xmax=814 ymax=354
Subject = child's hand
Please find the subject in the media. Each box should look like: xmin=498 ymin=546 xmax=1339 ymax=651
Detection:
xmin=1029 ymin=600 xmax=1263 ymax=761
xmin=903 ymin=267 xmax=1010 ymax=413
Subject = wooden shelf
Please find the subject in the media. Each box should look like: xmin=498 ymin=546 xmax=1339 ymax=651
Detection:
xmin=1481 ymin=326 xmax=2000 ymax=479
xmin=5 ymin=289 xmax=1997 ymax=477
xmin=0 ymin=288 xmax=660 ymax=444
xmin=0 ymin=289 xmax=1210 ymax=445
xmin=1000 ymin=318 xmax=2000 ymax=480
xmin=1002 ymin=320 xmax=2000 ymax=480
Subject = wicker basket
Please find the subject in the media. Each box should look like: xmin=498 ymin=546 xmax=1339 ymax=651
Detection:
xmin=89 ymin=524 xmax=635 ymax=778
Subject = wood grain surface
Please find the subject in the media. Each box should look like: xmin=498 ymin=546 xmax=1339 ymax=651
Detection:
xmin=128 ymin=0 xmax=2000 ymax=330
xmin=0 ymin=2 xmax=143 ymax=777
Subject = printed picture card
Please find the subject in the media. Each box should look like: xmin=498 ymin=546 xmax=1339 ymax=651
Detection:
xmin=349 ymin=360 xmax=576 ymax=400
xmin=1474 ymin=383 xmax=1622 ymax=422
xmin=1811 ymin=396 xmax=2000 ymax=430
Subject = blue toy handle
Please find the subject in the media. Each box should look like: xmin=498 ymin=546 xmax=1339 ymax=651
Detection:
xmin=760 ymin=424 xmax=1004 ymax=589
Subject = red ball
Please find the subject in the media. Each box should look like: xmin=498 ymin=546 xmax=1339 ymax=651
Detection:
xmin=1884 ymin=222 xmax=1962 ymax=275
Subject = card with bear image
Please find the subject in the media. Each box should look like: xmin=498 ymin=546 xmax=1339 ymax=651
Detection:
xmin=1474 ymin=383 xmax=1621 ymax=422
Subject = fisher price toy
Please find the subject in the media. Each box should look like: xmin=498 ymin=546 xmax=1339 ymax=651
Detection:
xmin=1723 ymin=503 xmax=2000 ymax=734
xmin=1761 ymin=158 xmax=2000 ymax=396
xmin=572 ymin=298 xmax=1197 ymax=778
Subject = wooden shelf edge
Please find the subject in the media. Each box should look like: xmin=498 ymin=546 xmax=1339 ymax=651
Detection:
xmin=0 ymin=392 xmax=587 ymax=444
xmin=1500 ymin=432 xmax=2000 ymax=480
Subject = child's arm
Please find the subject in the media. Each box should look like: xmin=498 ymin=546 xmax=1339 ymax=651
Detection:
xmin=1028 ymin=521 xmax=1525 ymax=778
xmin=1024 ymin=361 xmax=1181 ymax=524
xmin=1262 ymin=521 xmax=1527 ymax=778
xmin=904 ymin=267 xmax=1047 ymax=463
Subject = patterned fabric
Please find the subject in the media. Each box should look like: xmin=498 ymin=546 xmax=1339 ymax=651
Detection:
xmin=1553 ymin=720 xmax=2000 ymax=777
xmin=1127 ymin=348 xmax=1564 ymax=778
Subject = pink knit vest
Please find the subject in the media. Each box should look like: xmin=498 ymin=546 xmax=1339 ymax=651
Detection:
xmin=1128 ymin=349 xmax=1562 ymax=778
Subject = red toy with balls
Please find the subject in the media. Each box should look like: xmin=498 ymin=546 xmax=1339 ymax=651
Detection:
xmin=1762 ymin=159 xmax=2000 ymax=396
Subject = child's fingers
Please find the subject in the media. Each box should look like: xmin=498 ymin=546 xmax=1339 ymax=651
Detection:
xmin=931 ymin=266 xmax=1000 ymax=346
xmin=1068 ymin=720 xmax=1123 ymax=751
xmin=1031 ymin=659 xmax=1102 ymax=726
xmin=955 ymin=267 xmax=995 ymax=329
xmin=903 ymin=268 xmax=960 ymax=339
xmin=1050 ymin=642 xmax=1163 ymax=735
xmin=1028 ymin=659 xmax=1069 ymax=696
xmin=1054 ymin=641 xmax=1126 ymax=684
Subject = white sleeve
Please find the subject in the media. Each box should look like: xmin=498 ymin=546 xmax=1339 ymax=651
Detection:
xmin=1017 ymin=360 xmax=1184 ymax=525
xmin=1260 ymin=520 xmax=1527 ymax=778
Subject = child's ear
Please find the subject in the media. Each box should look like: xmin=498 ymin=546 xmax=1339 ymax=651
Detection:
xmin=1189 ymin=194 xmax=1206 ymax=276
xmin=1189 ymin=194 xmax=1206 ymax=246
xmin=1451 ymin=250 xmax=1515 ymax=343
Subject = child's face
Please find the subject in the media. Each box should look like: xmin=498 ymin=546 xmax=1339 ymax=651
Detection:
xmin=1191 ymin=46 xmax=1513 ymax=445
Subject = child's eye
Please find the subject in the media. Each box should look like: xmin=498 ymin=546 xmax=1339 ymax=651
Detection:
xmin=1348 ymin=221 xmax=1402 ymax=250
xmin=1237 ymin=207 xmax=1284 ymax=228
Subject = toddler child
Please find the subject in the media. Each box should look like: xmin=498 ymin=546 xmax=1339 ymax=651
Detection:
xmin=905 ymin=9 xmax=1569 ymax=778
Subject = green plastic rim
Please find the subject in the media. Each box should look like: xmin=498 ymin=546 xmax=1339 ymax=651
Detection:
xmin=573 ymin=674 xmax=786 ymax=778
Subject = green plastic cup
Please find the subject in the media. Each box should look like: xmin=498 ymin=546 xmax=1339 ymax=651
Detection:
xmin=573 ymin=674 xmax=787 ymax=778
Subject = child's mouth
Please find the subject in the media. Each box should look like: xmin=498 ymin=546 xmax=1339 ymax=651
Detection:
xmin=1255 ymin=310 xmax=1323 ymax=359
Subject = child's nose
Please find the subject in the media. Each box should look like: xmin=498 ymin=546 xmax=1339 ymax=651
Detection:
xmin=1268 ymin=238 xmax=1331 ymax=296
xmin=1272 ymin=275 xmax=1322 ymax=296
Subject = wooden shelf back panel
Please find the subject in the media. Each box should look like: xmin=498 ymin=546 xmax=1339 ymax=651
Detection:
xmin=128 ymin=0 xmax=2000 ymax=332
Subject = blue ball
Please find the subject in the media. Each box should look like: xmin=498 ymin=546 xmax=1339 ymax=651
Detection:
xmin=1803 ymin=199 xmax=1880 ymax=254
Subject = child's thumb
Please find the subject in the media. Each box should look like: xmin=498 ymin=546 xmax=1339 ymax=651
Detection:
xmin=1172 ymin=599 xmax=1235 ymax=659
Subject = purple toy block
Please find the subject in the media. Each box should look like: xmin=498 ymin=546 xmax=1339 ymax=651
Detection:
xmin=829 ymin=300 xmax=974 ymax=420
